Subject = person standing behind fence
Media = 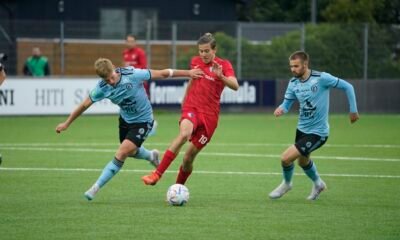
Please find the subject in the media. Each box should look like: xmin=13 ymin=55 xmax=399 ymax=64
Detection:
xmin=122 ymin=34 xmax=159 ymax=135
xmin=23 ymin=47 xmax=50 ymax=77
xmin=123 ymin=34 xmax=148 ymax=93
xmin=0 ymin=62 xmax=6 ymax=86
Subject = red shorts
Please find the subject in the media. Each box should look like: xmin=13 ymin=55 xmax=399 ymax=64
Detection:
xmin=180 ymin=109 xmax=218 ymax=149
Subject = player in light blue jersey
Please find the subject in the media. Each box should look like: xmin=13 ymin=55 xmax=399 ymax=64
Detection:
xmin=269 ymin=51 xmax=359 ymax=201
xmin=55 ymin=58 xmax=203 ymax=201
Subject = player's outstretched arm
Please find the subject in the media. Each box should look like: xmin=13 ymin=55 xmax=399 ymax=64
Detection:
xmin=335 ymin=79 xmax=359 ymax=124
xmin=56 ymin=97 xmax=93 ymax=133
xmin=212 ymin=61 xmax=239 ymax=90
xmin=149 ymin=68 xmax=203 ymax=80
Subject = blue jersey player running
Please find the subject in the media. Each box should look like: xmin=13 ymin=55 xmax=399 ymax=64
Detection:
xmin=269 ymin=51 xmax=359 ymax=201
xmin=55 ymin=58 xmax=203 ymax=201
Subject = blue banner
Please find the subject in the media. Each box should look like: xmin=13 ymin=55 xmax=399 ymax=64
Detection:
xmin=149 ymin=80 xmax=275 ymax=107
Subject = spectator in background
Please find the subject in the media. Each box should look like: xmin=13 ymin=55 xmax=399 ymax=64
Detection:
xmin=123 ymin=34 xmax=148 ymax=92
xmin=123 ymin=34 xmax=159 ymax=136
xmin=23 ymin=47 xmax=50 ymax=77
xmin=0 ymin=62 xmax=6 ymax=86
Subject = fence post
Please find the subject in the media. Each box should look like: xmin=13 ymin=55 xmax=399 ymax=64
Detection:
xmin=363 ymin=23 xmax=369 ymax=112
xmin=301 ymin=23 xmax=306 ymax=51
xmin=146 ymin=19 xmax=152 ymax=68
xmin=58 ymin=0 xmax=65 ymax=76
xmin=236 ymin=22 xmax=242 ymax=80
xmin=171 ymin=22 xmax=177 ymax=69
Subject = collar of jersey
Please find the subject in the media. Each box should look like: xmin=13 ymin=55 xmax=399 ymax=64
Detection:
xmin=112 ymin=69 xmax=122 ymax=88
xmin=299 ymin=69 xmax=312 ymax=83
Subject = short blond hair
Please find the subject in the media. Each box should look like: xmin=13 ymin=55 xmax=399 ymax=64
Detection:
xmin=94 ymin=58 xmax=113 ymax=79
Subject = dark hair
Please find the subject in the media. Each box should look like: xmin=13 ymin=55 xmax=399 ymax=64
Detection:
xmin=197 ymin=32 xmax=217 ymax=49
xmin=289 ymin=51 xmax=309 ymax=63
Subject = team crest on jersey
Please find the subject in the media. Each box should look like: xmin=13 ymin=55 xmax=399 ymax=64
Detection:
xmin=311 ymin=84 xmax=318 ymax=92
xmin=126 ymin=83 xmax=133 ymax=90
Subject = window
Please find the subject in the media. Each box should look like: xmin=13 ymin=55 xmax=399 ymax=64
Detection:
xmin=100 ymin=9 xmax=126 ymax=39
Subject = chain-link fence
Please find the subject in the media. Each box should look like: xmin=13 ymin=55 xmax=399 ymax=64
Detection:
xmin=0 ymin=19 xmax=399 ymax=80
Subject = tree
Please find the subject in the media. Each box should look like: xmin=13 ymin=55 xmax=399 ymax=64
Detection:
xmin=321 ymin=0 xmax=385 ymax=23
xmin=237 ymin=0 xmax=399 ymax=23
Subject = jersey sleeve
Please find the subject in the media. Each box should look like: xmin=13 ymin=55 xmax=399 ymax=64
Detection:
xmin=321 ymin=72 xmax=340 ymax=88
xmin=280 ymin=81 xmax=297 ymax=113
xmin=137 ymin=48 xmax=147 ymax=69
xmin=322 ymin=72 xmax=358 ymax=113
xmin=133 ymin=68 xmax=151 ymax=82
xmin=89 ymin=81 xmax=106 ymax=103
xmin=190 ymin=57 xmax=198 ymax=70
xmin=222 ymin=60 xmax=235 ymax=77
xmin=335 ymin=79 xmax=358 ymax=113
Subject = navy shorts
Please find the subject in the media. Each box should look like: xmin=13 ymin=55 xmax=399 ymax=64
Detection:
xmin=119 ymin=117 xmax=154 ymax=147
xmin=294 ymin=129 xmax=328 ymax=156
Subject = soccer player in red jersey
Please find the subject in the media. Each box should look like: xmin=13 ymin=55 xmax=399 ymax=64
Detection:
xmin=142 ymin=33 xmax=239 ymax=186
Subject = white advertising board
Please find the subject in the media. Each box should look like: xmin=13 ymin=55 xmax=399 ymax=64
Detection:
xmin=0 ymin=78 xmax=118 ymax=115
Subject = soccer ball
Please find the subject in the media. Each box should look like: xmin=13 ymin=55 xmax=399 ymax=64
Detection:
xmin=166 ymin=184 xmax=189 ymax=206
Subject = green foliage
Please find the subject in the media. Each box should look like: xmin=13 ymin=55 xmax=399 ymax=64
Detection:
xmin=238 ymin=0 xmax=399 ymax=24
xmin=322 ymin=0 xmax=384 ymax=23
xmin=177 ymin=25 xmax=400 ymax=79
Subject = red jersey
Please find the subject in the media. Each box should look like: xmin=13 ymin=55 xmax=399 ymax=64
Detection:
xmin=123 ymin=47 xmax=147 ymax=69
xmin=183 ymin=56 xmax=236 ymax=116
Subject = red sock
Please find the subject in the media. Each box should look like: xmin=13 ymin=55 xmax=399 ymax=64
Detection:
xmin=155 ymin=150 xmax=176 ymax=176
xmin=176 ymin=165 xmax=192 ymax=185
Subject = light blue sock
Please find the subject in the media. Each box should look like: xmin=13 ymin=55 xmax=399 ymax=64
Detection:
xmin=302 ymin=160 xmax=321 ymax=183
xmin=95 ymin=158 xmax=124 ymax=188
xmin=132 ymin=146 xmax=152 ymax=161
xmin=282 ymin=163 xmax=294 ymax=183
xmin=148 ymin=120 xmax=157 ymax=137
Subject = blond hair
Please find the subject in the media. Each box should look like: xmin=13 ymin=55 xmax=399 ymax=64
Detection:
xmin=94 ymin=58 xmax=113 ymax=79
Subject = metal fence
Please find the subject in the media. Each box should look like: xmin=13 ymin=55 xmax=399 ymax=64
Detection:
xmin=0 ymin=19 xmax=399 ymax=80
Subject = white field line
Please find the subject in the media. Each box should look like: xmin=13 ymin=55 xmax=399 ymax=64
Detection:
xmin=0 ymin=142 xmax=400 ymax=149
xmin=1 ymin=146 xmax=400 ymax=162
xmin=0 ymin=167 xmax=399 ymax=179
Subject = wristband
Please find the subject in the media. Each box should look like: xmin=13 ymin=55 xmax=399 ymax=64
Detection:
xmin=167 ymin=69 xmax=174 ymax=78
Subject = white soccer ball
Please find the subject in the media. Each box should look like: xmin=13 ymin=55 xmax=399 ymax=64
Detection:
xmin=166 ymin=184 xmax=189 ymax=206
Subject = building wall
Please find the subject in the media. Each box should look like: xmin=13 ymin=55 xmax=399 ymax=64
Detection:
xmin=10 ymin=0 xmax=237 ymax=21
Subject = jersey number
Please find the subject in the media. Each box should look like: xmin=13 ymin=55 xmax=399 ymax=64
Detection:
xmin=199 ymin=135 xmax=208 ymax=145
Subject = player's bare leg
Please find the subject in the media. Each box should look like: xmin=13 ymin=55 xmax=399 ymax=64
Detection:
xmin=142 ymin=119 xmax=194 ymax=185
